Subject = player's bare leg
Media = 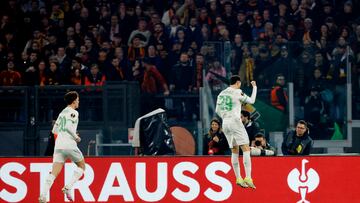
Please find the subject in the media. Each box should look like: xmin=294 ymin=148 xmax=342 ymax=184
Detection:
xmin=231 ymin=145 xmax=247 ymax=188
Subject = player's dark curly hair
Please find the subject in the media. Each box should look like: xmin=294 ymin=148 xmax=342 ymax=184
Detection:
xmin=230 ymin=75 xmax=241 ymax=85
xmin=64 ymin=91 xmax=79 ymax=105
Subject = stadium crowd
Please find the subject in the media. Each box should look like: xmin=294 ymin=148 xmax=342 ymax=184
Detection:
xmin=0 ymin=0 xmax=360 ymax=137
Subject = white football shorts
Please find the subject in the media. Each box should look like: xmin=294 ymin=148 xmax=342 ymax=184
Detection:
xmin=53 ymin=148 xmax=84 ymax=163
xmin=222 ymin=117 xmax=249 ymax=147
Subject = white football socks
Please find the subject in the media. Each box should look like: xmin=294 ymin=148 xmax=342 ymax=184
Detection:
xmin=243 ymin=151 xmax=252 ymax=178
xmin=41 ymin=173 xmax=56 ymax=197
xmin=231 ymin=153 xmax=241 ymax=179
xmin=65 ymin=167 xmax=84 ymax=189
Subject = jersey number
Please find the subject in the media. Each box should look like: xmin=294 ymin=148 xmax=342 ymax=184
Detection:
xmin=58 ymin=116 xmax=66 ymax=132
xmin=218 ymin=95 xmax=232 ymax=111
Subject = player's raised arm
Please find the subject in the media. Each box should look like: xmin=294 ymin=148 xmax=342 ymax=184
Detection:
xmin=240 ymin=81 xmax=257 ymax=104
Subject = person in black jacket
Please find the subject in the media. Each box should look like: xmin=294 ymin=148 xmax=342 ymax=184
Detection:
xmin=241 ymin=110 xmax=260 ymax=144
xmin=44 ymin=120 xmax=56 ymax=156
xmin=204 ymin=118 xmax=229 ymax=155
xmin=282 ymin=120 xmax=313 ymax=155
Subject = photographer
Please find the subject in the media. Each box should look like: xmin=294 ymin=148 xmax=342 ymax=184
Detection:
xmin=282 ymin=120 xmax=313 ymax=155
xmin=250 ymin=133 xmax=276 ymax=156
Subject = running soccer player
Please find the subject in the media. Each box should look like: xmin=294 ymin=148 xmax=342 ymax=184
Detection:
xmin=215 ymin=75 xmax=257 ymax=189
xmin=39 ymin=91 xmax=85 ymax=202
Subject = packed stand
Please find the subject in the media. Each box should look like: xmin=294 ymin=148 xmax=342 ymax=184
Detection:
xmin=0 ymin=0 xmax=359 ymax=135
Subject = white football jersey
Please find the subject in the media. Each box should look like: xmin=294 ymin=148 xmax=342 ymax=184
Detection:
xmin=215 ymin=86 xmax=257 ymax=120
xmin=52 ymin=106 xmax=79 ymax=149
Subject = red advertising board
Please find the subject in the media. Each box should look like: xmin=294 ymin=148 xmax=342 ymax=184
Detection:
xmin=1 ymin=156 xmax=360 ymax=203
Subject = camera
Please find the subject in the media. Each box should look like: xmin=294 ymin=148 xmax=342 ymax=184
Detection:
xmin=254 ymin=140 xmax=262 ymax=147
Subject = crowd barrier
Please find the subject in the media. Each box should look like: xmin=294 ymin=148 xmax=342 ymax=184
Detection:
xmin=1 ymin=156 xmax=359 ymax=202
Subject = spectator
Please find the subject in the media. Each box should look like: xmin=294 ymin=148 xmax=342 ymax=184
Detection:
xmin=250 ymin=132 xmax=276 ymax=156
xmin=304 ymin=86 xmax=325 ymax=122
xmin=141 ymin=58 xmax=169 ymax=96
xmin=84 ymin=38 xmax=98 ymax=65
xmin=336 ymin=1 xmax=356 ymax=27
xmin=197 ymin=24 xmax=212 ymax=46
xmin=65 ymin=39 xmax=77 ymax=59
xmin=304 ymin=85 xmax=327 ymax=139
xmin=131 ymin=58 xmax=143 ymax=82
xmin=285 ymin=23 xmax=297 ymax=41
xmin=231 ymin=33 xmax=243 ymax=75
xmin=107 ymin=15 xmax=120 ymax=42
xmin=146 ymin=45 xmax=165 ymax=75
xmin=0 ymin=60 xmax=21 ymax=86
xmin=73 ymin=21 xmax=85 ymax=43
xmin=47 ymin=61 xmax=61 ymax=85
xmin=134 ymin=4 xmax=145 ymax=22
xmin=306 ymin=68 xmax=330 ymax=97
xmin=55 ymin=46 xmax=72 ymax=84
xmin=174 ymin=28 xmax=189 ymax=50
xmin=166 ymin=15 xmax=184 ymax=42
xmin=23 ymin=30 xmax=47 ymax=54
xmin=197 ymin=7 xmax=213 ymax=28
xmin=44 ymin=120 xmax=56 ymax=156
xmin=271 ymin=74 xmax=288 ymax=112
xmin=84 ymin=64 xmax=106 ymax=86
xmin=156 ymin=42 xmax=171 ymax=82
xmin=70 ymin=57 xmax=89 ymax=85
xmin=150 ymin=22 xmax=169 ymax=49
xmin=148 ymin=12 xmax=162 ymax=33
xmin=238 ymin=45 xmax=255 ymax=87
xmin=70 ymin=68 xmax=82 ymax=85
xmin=251 ymin=16 xmax=264 ymax=41
xmin=318 ymin=2 xmax=335 ymax=29
xmin=170 ymin=52 xmax=197 ymax=120
xmin=116 ymin=2 xmax=135 ymax=41
xmin=241 ymin=110 xmax=260 ymax=144
xmin=110 ymin=57 xmax=126 ymax=81
xmin=204 ymin=118 xmax=229 ymax=155
xmin=170 ymin=52 xmax=194 ymax=92
xmin=112 ymin=47 xmax=131 ymax=80
xmin=327 ymin=43 xmax=352 ymax=124
xmin=254 ymin=47 xmax=277 ymax=87
xmin=193 ymin=53 xmax=204 ymax=91
xmin=140 ymin=58 xmax=169 ymax=114
xmin=282 ymin=120 xmax=313 ymax=155
xmin=235 ymin=11 xmax=252 ymax=42
xmin=37 ymin=60 xmax=47 ymax=86
xmin=97 ymin=48 xmax=116 ymax=81
xmin=22 ymin=51 xmax=39 ymax=85
xmin=205 ymin=58 xmax=226 ymax=91
xmin=128 ymin=18 xmax=151 ymax=47
xmin=186 ymin=17 xmax=201 ymax=45
xmin=270 ymin=45 xmax=297 ymax=83
xmin=161 ymin=1 xmax=181 ymax=26
xmin=222 ymin=1 xmax=236 ymax=38
xmin=299 ymin=18 xmax=318 ymax=45
xmin=43 ymin=34 xmax=59 ymax=58
xmin=127 ymin=34 xmax=146 ymax=63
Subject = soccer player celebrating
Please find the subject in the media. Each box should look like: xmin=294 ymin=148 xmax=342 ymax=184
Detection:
xmin=39 ymin=91 xmax=85 ymax=202
xmin=215 ymin=75 xmax=257 ymax=189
